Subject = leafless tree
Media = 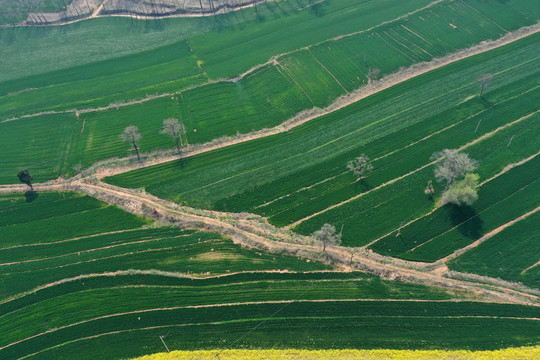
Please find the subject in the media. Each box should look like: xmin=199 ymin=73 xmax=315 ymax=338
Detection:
xmin=477 ymin=73 xmax=493 ymax=96
xmin=347 ymin=154 xmax=373 ymax=180
xmin=367 ymin=68 xmax=380 ymax=81
xmin=161 ymin=118 xmax=186 ymax=154
xmin=120 ymin=126 xmax=142 ymax=160
xmin=312 ymin=223 xmax=342 ymax=252
xmin=431 ymin=149 xmax=478 ymax=191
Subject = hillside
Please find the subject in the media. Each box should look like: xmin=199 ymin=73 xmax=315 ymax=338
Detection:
xmin=0 ymin=0 xmax=539 ymax=359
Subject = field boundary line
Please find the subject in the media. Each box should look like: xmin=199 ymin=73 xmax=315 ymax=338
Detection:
xmin=479 ymin=148 xmax=540 ymax=187
xmin=438 ymin=206 xmax=540 ymax=265
xmin=0 ymin=269 xmax=357 ymax=305
xmin=375 ymin=32 xmax=418 ymax=62
xmin=459 ymin=0 xmax=509 ymax=33
xmin=254 ymin=171 xmax=348 ymax=210
xmin=407 ymin=177 xmax=540 ymax=254
xmin=276 ymin=62 xmax=315 ymax=105
xmin=308 ymin=49 xmax=350 ymax=94
xmin=0 ymin=227 xmax=153 ymax=250
xmin=522 ymin=260 xmax=540 ymax=275
xmin=0 ymin=233 xmax=193 ymax=266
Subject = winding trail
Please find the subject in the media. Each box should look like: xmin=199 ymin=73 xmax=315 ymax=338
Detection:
xmin=2 ymin=177 xmax=538 ymax=307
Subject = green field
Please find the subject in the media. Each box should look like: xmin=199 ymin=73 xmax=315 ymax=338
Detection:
xmin=105 ymin=32 xmax=540 ymax=258
xmin=2 ymin=300 xmax=539 ymax=360
xmin=448 ymin=211 xmax=540 ymax=287
xmin=369 ymin=154 xmax=540 ymax=261
xmin=8 ymin=192 xmax=539 ymax=359
xmin=2 ymin=0 xmax=539 ymax=183
xmin=2 ymin=0 xmax=540 ymax=358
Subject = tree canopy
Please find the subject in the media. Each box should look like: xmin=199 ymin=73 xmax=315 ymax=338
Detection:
xmin=431 ymin=149 xmax=479 ymax=206
xmin=347 ymin=154 xmax=373 ymax=180
xmin=312 ymin=223 xmax=342 ymax=252
xmin=17 ymin=169 xmax=33 ymax=190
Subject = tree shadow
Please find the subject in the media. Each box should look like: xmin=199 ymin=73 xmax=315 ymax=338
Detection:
xmin=446 ymin=204 xmax=483 ymax=239
xmin=353 ymin=179 xmax=371 ymax=193
xmin=24 ymin=190 xmax=39 ymax=203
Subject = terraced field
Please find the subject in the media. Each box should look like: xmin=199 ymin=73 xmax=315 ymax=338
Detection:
xmin=448 ymin=211 xmax=540 ymax=288
xmin=7 ymin=191 xmax=539 ymax=359
xmin=106 ymin=31 xmax=540 ymax=262
xmin=2 ymin=0 xmax=540 ymax=359
xmin=2 ymin=0 xmax=539 ymax=183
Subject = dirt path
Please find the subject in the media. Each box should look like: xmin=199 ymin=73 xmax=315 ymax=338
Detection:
xmin=522 ymin=260 xmax=540 ymax=275
xmin=91 ymin=0 xmax=108 ymax=18
xmin=11 ymin=177 xmax=538 ymax=306
xmin=1 ymin=174 xmax=539 ymax=308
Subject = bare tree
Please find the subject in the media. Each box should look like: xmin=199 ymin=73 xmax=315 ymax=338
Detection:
xmin=312 ymin=223 xmax=342 ymax=252
xmin=347 ymin=154 xmax=373 ymax=180
xmin=367 ymin=68 xmax=380 ymax=81
xmin=477 ymin=73 xmax=493 ymax=96
xmin=161 ymin=118 xmax=186 ymax=154
xmin=431 ymin=149 xmax=478 ymax=191
xmin=121 ymin=126 xmax=142 ymax=160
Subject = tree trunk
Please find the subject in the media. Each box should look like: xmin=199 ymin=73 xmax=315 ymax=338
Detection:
xmin=175 ymin=137 xmax=181 ymax=154
xmin=133 ymin=143 xmax=141 ymax=160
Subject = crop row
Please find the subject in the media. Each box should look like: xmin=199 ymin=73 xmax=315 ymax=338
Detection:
xmin=271 ymin=85 xmax=540 ymax=228
xmin=0 ymin=277 xmax=452 ymax=349
xmin=295 ymin=104 xmax=540 ymax=246
xmin=3 ymin=1 xmax=540 ymax=183
xmin=105 ymin=33 xmax=540 ymax=232
xmin=370 ymin=154 xmax=540 ymax=261
xmin=2 ymin=301 xmax=539 ymax=359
